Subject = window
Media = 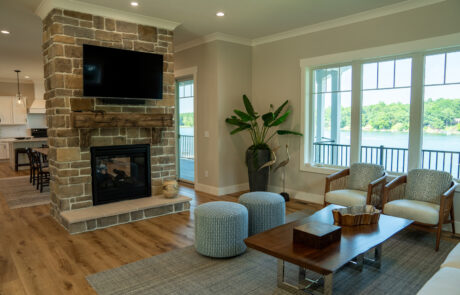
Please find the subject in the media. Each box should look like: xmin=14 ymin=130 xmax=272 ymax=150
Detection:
xmin=422 ymin=51 xmax=460 ymax=178
xmin=312 ymin=66 xmax=352 ymax=167
xmin=304 ymin=47 xmax=460 ymax=179
xmin=360 ymin=58 xmax=412 ymax=172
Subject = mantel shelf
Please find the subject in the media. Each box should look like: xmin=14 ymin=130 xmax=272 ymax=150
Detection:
xmin=70 ymin=112 xmax=173 ymax=128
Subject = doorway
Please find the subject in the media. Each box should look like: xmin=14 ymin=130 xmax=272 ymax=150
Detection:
xmin=176 ymin=79 xmax=195 ymax=183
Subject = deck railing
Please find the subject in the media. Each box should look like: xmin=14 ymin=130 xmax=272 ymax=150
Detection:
xmin=313 ymin=142 xmax=460 ymax=178
xmin=179 ymin=135 xmax=194 ymax=159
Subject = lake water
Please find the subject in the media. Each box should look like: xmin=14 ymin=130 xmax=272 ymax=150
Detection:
xmin=338 ymin=130 xmax=460 ymax=152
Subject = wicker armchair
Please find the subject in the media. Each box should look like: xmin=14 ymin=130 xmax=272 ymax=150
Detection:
xmin=325 ymin=163 xmax=387 ymax=208
xmin=382 ymin=169 xmax=456 ymax=251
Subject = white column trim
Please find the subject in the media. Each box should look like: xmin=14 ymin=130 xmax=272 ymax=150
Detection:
xmin=408 ymin=53 xmax=424 ymax=170
xmin=350 ymin=61 xmax=362 ymax=164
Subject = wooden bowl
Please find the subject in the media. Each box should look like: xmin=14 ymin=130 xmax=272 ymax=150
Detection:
xmin=332 ymin=205 xmax=381 ymax=226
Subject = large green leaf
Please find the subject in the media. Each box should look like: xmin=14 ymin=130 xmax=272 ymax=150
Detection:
xmin=269 ymin=110 xmax=290 ymax=126
xmin=231 ymin=125 xmax=251 ymax=135
xmin=273 ymin=100 xmax=288 ymax=119
xmin=234 ymin=109 xmax=253 ymax=122
xmin=262 ymin=112 xmax=274 ymax=126
xmin=225 ymin=117 xmax=247 ymax=127
xmin=243 ymin=95 xmax=257 ymax=117
xmin=277 ymin=130 xmax=303 ymax=136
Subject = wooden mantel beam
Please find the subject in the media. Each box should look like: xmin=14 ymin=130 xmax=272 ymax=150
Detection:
xmin=70 ymin=112 xmax=173 ymax=128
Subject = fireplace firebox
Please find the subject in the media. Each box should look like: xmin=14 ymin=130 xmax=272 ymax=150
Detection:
xmin=91 ymin=144 xmax=151 ymax=205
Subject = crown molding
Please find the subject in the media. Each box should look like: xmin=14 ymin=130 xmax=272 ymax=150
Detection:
xmin=252 ymin=0 xmax=446 ymax=46
xmin=35 ymin=0 xmax=181 ymax=31
xmin=175 ymin=32 xmax=252 ymax=53
xmin=174 ymin=0 xmax=446 ymax=52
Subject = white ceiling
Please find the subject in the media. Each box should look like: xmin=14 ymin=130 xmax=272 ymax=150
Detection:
xmin=0 ymin=0 xmax=418 ymax=80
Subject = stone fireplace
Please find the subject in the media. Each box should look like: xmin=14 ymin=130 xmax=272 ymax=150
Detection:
xmin=41 ymin=9 xmax=190 ymax=233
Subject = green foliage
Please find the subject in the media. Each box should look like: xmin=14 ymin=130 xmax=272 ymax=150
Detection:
xmin=225 ymin=95 xmax=302 ymax=148
xmin=179 ymin=113 xmax=194 ymax=127
xmin=324 ymin=98 xmax=460 ymax=132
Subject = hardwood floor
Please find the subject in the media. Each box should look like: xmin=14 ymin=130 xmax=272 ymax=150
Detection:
xmin=0 ymin=172 xmax=321 ymax=295
xmin=0 ymin=164 xmax=457 ymax=294
xmin=0 ymin=161 xmax=29 ymax=178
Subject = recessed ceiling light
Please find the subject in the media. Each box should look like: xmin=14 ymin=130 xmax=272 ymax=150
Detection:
xmin=24 ymin=75 xmax=30 ymax=79
xmin=1 ymin=30 xmax=10 ymax=35
xmin=216 ymin=11 xmax=225 ymax=17
xmin=130 ymin=1 xmax=139 ymax=7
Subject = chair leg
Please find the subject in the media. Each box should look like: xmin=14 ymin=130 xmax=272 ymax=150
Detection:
xmin=36 ymin=173 xmax=40 ymax=190
xmin=40 ymin=173 xmax=43 ymax=193
xmin=435 ymin=225 xmax=442 ymax=251
xmin=451 ymin=207 xmax=456 ymax=235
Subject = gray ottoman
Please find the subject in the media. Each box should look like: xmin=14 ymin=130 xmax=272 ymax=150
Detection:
xmin=239 ymin=191 xmax=285 ymax=236
xmin=194 ymin=201 xmax=248 ymax=258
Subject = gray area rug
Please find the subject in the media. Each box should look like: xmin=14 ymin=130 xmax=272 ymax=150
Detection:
xmin=0 ymin=176 xmax=50 ymax=209
xmin=87 ymin=209 xmax=457 ymax=295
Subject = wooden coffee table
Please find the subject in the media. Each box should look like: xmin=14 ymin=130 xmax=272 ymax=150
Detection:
xmin=244 ymin=204 xmax=413 ymax=295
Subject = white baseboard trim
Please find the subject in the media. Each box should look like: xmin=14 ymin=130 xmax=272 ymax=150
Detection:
xmin=267 ymin=185 xmax=324 ymax=205
xmin=194 ymin=182 xmax=249 ymax=196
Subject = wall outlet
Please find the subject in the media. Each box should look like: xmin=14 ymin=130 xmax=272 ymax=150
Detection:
xmin=204 ymin=170 xmax=209 ymax=177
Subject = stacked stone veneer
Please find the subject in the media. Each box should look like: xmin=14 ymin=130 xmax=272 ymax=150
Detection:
xmin=42 ymin=9 xmax=177 ymax=230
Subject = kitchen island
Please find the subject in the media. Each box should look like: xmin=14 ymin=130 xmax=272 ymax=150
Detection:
xmin=6 ymin=138 xmax=48 ymax=170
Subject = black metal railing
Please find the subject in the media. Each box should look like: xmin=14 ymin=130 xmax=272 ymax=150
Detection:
xmin=313 ymin=142 xmax=460 ymax=178
xmin=179 ymin=135 xmax=194 ymax=159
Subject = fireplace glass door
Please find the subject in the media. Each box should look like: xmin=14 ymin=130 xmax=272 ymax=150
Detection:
xmin=91 ymin=144 xmax=151 ymax=205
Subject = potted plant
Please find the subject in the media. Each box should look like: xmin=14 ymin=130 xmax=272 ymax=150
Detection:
xmin=225 ymin=95 xmax=302 ymax=191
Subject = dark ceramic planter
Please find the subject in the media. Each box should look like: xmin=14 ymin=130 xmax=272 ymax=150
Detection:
xmin=246 ymin=147 xmax=271 ymax=191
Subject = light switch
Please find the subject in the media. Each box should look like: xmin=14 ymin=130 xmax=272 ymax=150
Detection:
xmin=204 ymin=131 xmax=210 ymax=138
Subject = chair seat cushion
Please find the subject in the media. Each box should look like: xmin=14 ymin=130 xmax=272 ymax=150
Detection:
xmin=417 ymin=267 xmax=460 ymax=295
xmin=384 ymin=199 xmax=439 ymax=225
xmin=325 ymin=189 xmax=367 ymax=207
xmin=441 ymin=243 xmax=460 ymax=269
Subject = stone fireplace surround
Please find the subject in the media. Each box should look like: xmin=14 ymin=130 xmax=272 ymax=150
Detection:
xmin=42 ymin=8 xmax=190 ymax=233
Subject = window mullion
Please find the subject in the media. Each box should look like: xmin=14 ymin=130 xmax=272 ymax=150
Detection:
xmin=408 ymin=53 xmax=424 ymax=170
xmin=350 ymin=61 xmax=362 ymax=164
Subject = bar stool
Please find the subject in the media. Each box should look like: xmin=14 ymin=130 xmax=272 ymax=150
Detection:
xmin=15 ymin=148 xmax=30 ymax=171
xmin=26 ymin=148 xmax=38 ymax=185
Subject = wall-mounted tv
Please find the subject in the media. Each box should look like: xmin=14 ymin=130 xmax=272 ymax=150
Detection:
xmin=83 ymin=44 xmax=163 ymax=99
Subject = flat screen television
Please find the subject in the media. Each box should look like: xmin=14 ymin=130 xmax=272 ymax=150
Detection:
xmin=83 ymin=44 xmax=163 ymax=99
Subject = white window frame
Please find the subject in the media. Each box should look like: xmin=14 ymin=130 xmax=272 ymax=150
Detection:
xmin=299 ymin=33 xmax=460 ymax=176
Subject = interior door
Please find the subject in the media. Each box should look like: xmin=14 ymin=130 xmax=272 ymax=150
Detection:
xmin=176 ymin=79 xmax=195 ymax=183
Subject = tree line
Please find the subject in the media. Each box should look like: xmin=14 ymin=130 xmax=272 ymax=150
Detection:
xmin=324 ymin=98 xmax=460 ymax=132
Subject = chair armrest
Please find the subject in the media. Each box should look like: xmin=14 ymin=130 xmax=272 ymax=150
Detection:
xmin=439 ymin=181 xmax=457 ymax=224
xmin=325 ymin=168 xmax=350 ymax=194
xmin=366 ymin=172 xmax=387 ymax=206
xmin=382 ymin=175 xmax=407 ymax=207
xmin=442 ymin=181 xmax=457 ymax=200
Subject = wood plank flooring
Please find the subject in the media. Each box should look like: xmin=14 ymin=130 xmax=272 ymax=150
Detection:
xmin=0 ymin=161 xmax=321 ymax=295
xmin=0 ymin=161 xmax=457 ymax=295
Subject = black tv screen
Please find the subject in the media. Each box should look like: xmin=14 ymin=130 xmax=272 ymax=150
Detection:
xmin=83 ymin=44 xmax=163 ymax=99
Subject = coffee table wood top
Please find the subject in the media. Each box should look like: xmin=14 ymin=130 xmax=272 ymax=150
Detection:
xmin=244 ymin=204 xmax=413 ymax=275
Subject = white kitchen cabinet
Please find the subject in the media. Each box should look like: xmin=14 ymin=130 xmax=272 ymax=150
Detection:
xmin=0 ymin=97 xmax=13 ymax=125
xmin=0 ymin=143 xmax=9 ymax=159
xmin=0 ymin=96 xmax=27 ymax=125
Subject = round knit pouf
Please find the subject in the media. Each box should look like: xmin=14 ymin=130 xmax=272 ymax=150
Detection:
xmin=194 ymin=201 xmax=248 ymax=258
xmin=239 ymin=191 xmax=285 ymax=236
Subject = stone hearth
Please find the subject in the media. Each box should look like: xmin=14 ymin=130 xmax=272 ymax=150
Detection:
xmin=41 ymin=8 xmax=184 ymax=233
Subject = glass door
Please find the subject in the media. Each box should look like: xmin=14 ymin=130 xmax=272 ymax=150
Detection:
xmin=176 ymin=79 xmax=195 ymax=183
